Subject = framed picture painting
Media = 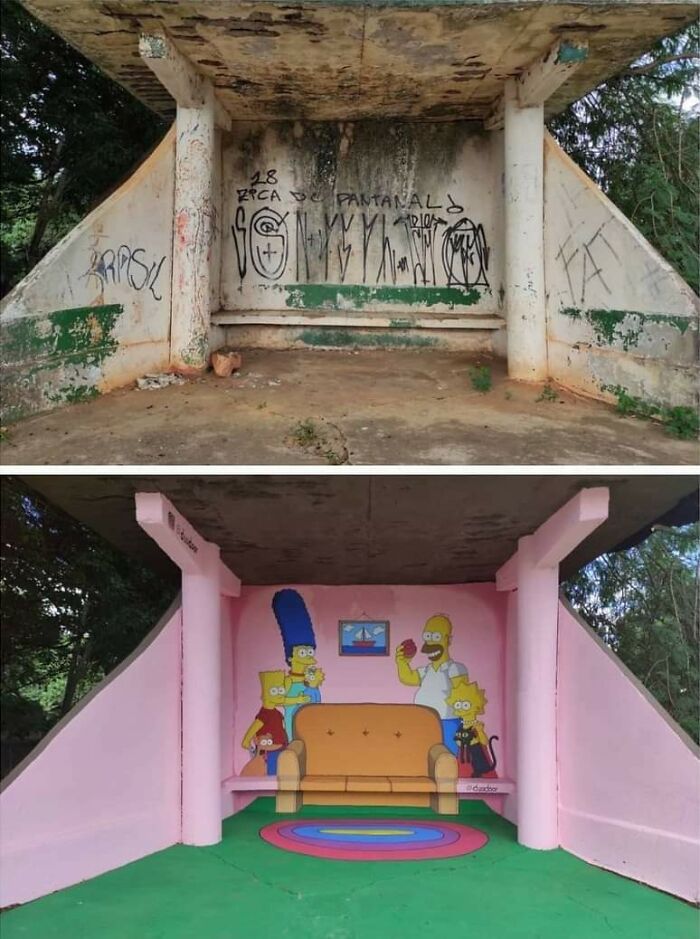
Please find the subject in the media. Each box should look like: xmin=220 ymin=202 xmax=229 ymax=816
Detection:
xmin=339 ymin=620 xmax=390 ymax=656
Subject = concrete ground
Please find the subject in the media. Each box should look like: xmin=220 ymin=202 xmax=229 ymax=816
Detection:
xmin=2 ymin=799 xmax=694 ymax=939
xmin=2 ymin=350 xmax=697 ymax=465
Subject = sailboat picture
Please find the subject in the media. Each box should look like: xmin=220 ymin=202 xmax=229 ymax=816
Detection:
xmin=339 ymin=620 xmax=390 ymax=656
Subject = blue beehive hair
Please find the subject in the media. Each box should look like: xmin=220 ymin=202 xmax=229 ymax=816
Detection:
xmin=272 ymin=589 xmax=316 ymax=664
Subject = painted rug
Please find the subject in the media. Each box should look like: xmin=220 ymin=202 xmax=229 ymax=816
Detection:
xmin=259 ymin=819 xmax=488 ymax=860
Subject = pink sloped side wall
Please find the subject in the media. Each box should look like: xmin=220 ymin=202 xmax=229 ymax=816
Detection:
xmin=557 ymin=599 xmax=700 ymax=902
xmin=0 ymin=599 xmax=182 ymax=908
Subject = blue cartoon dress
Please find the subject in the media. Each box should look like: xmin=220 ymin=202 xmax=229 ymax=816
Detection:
xmin=284 ymin=680 xmax=322 ymax=740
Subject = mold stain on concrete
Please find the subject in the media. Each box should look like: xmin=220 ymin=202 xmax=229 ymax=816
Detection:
xmin=285 ymin=284 xmax=481 ymax=310
xmin=296 ymin=328 xmax=437 ymax=348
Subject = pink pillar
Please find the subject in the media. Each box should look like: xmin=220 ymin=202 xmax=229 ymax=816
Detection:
xmin=135 ymin=493 xmax=241 ymax=848
xmin=181 ymin=543 xmax=222 ymax=846
xmin=496 ymin=487 xmax=610 ymax=851
xmin=515 ymin=535 xmax=559 ymax=849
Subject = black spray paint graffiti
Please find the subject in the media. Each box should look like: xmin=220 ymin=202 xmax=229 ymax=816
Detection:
xmin=442 ymin=218 xmax=490 ymax=289
xmin=232 ymin=170 xmax=490 ymax=290
xmin=233 ymin=207 xmax=289 ymax=282
xmin=83 ymin=244 xmax=167 ymax=301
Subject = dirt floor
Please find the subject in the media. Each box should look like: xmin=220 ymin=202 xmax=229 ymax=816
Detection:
xmin=2 ymin=350 xmax=697 ymax=465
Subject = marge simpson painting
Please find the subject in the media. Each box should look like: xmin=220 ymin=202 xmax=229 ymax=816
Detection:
xmin=339 ymin=620 xmax=390 ymax=656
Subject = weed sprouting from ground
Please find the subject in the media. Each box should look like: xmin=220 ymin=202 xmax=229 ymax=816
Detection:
xmin=536 ymin=384 xmax=559 ymax=403
xmin=288 ymin=418 xmax=349 ymax=464
xmin=604 ymin=385 xmax=699 ymax=440
xmin=469 ymin=365 xmax=492 ymax=393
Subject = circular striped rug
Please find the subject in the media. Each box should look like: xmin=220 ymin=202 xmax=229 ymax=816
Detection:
xmin=259 ymin=819 xmax=488 ymax=860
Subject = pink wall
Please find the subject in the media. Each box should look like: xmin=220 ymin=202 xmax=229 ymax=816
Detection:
xmin=0 ymin=600 xmax=183 ymax=908
xmin=226 ymin=584 xmax=506 ymax=778
xmin=557 ymin=600 xmax=700 ymax=902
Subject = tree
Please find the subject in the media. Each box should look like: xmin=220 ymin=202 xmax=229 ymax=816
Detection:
xmin=564 ymin=523 xmax=699 ymax=742
xmin=0 ymin=0 xmax=167 ymax=295
xmin=549 ymin=25 xmax=700 ymax=293
xmin=0 ymin=477 xmax=177 ymax=776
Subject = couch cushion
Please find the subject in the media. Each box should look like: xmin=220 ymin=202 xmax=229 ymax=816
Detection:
xmin=389 ymin=776 xmax=436 ymax=793
xmin=346 ymin=776 xmax=392 ymax=792
xmin=299 ymin=775 xmax=347 ymax=792
xmin=295 ymin=703 xmax=442 ymax=777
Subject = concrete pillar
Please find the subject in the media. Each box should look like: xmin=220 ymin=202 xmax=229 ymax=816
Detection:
xmin=170 ymin=89 xmax=216 ymax=374
xmin=504 ymin=81 xmax=547 ymax=382
xmin=515 ymin=535 xmax=559 ymax=848
xmin=181 ymin=542 xmax=222 ymax=845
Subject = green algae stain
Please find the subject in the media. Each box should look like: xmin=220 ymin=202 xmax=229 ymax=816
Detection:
xmin=285 ymin=284 xmax=481 ymax=311
xmin=560 ymin=307 xmax=696 ymax=351
xmin=1 ymin=304 xmax=122 ymax=365
xmin=297 ymin=328 xmax=437 ymax=349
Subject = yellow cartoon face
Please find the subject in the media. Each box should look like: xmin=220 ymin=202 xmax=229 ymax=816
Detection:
xmin=447 ymin=677 xmax=487 ymax=721
xmin=260 ymin=670 xmax=287 ymax=708
xmin=421 ymin=614 xmax=453 ymax=663
xmin=289 ymin=644 xmax=316 ymax=674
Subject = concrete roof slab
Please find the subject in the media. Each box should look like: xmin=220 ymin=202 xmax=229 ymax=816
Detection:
xmin=19 ymin=475 xmax=698 ymax=585
xmin=20 ymin=0 xmax=697 ymax=121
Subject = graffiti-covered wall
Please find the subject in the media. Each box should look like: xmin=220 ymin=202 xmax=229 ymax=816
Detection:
xmin=0 ymin=128 xmax=175 ymax=421
xmin=544 ymin=135 xmax=699 ymax=408
xmin=222 ymin=122 xmax=503 ymax=316
xmin=227 ymin=584 xmax=506 ymax=783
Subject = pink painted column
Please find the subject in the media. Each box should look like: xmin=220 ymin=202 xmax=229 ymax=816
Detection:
xmin=136 ymin=493 xmax=241 ymax=847
xmin=496 ymin=487 xmax=609 ymax=850
xmin=515 ymin=535 xmax=559 ymax=849
xmin=181 ymin=542 xmax=222 ymax=846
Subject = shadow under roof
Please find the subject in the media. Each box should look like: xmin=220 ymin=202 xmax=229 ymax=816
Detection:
xmin=19 ymin=474 xmax=698 ymax=585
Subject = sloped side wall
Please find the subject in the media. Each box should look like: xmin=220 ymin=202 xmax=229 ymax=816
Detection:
xmin=0 ymin=600 xmax=182 ymax=908
xmin=557 ymin=600 xmax=700 ymax=902
xmin=544 ymin=134 xmax=699 ymax=409
xmin=0 ymin=128 xmax=175 ymax=422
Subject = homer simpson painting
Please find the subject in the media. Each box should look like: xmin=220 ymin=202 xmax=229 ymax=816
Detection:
xmin=395 ymin=613 xmax=468 ymax=753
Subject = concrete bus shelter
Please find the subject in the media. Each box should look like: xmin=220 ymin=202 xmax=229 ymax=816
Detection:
xmin=1 ymin=0 xmax=698 ymax=431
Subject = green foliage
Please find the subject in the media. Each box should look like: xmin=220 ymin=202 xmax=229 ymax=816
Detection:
xmin=468 ymin=365 xmax=492 ymax=393
xmin=0 ymin=1 xmax=167 ymax=295
xmin=536 ymin=384 xmax=559 ymax=403
xmin=0 ymin=478 xmax=177 ymax=776
xmin=564 ymin=524 xmax=700 ymax=742
xmin=663 ymin=405 xmax=699 ymax=440
xmin=604 ymin=384 xmax=699 ymax=439
xmin=549 ymin=25 xmax=700 ymax=293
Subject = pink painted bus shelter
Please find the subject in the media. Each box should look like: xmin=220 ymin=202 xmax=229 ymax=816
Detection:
xmin=1 ymin=475 xmax=698 ymax=908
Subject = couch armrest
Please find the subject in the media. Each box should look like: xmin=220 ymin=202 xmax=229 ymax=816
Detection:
xmin=277 ymin=739 xmax=306 ymax=789
xmin=428 ymin=743 xmax=458 ymax=792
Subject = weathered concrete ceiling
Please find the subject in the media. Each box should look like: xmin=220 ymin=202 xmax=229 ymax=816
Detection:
xmin=20 ymin=1 xmax=696 ymax=121
xmin=20 ymin=475 xmax=698 ymax=585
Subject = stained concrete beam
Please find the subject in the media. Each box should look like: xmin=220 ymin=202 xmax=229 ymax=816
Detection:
xmin=485 ymin=40 xmax=589 ymax=130
xmin=139 ymin=31 xmax=231 ymax=130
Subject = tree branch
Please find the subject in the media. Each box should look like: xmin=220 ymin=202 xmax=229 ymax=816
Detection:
xmin=622 ymin=53 xmax=699 ymax=77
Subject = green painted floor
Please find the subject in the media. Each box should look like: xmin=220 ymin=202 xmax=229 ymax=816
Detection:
xmin=2 ymin=799 xmax=696 ymax=939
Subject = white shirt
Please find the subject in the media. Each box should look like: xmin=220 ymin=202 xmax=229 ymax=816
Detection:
xmin=415 ymin=659 xmax=468 ymax=718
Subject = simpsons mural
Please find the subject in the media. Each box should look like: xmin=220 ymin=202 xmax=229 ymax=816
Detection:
xmin=396 ymin=613 xmax=498 ymax=777
xmin=241 ymin=589 xmax=325 ymax=776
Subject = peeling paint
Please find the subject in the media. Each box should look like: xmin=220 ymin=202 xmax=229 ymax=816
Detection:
xmin=1 ymin=304 xmax=122 ymax=365
xmin=285 ymin=284 xmax=482 ymax=311
xmin=556 ymin=41 xmax=588 ymax=65
xmin=560 ymin=307 xmax=697 ymax=351
xmin=296 ymin=328 xmax=437 ymax=349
